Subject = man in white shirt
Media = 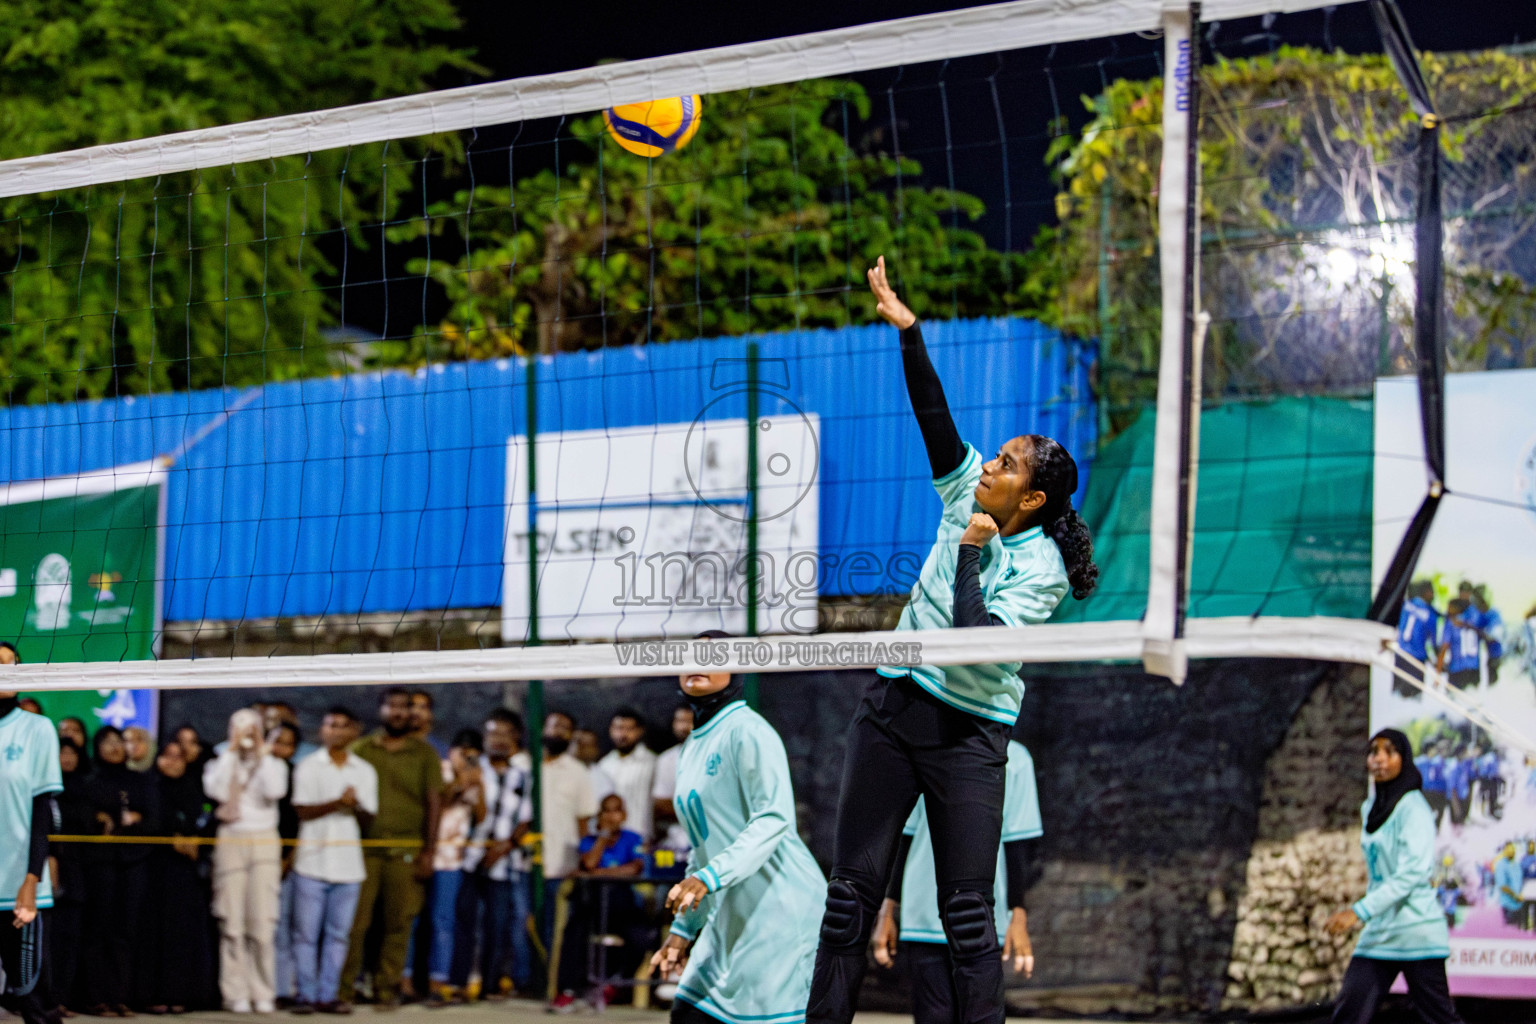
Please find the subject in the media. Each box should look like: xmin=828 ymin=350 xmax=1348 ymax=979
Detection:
xmin=539 ymin=711 xmax=596 ymax=998
xmin=289 ymin=707 xmax=378 ymax=1013
xmin=650 ymin=703 xmax=695 ymax=853
xmin=204 ymin=708 xmax=291 ymax=1014
xmin=572 ymin=728 xmax=615 ymax=805
xmin=598 ymin=707 xmax=656 ymax=843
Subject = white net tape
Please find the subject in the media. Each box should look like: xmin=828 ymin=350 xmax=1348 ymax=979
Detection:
xmin=12 ymin=616 xmax=1393 ymax=692
xmin=0 ymin=0 xmax=1337 ymax=198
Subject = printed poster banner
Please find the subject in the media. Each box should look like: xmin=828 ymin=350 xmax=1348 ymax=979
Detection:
xmin=2 ymin=460 xmax=166 ymax=736
xmin=1373 ymin=368 xmax=1536 ymax=997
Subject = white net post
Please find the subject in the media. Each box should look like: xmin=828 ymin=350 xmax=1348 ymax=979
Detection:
xmin=1142 ymin=2 xmax=1202 ymax=684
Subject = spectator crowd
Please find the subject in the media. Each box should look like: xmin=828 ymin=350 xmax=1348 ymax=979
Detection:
xmin=31 ymin=688 xmax=698 ymax=1017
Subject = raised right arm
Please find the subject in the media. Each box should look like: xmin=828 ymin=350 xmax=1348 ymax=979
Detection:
xmin=867 ymin=255 xmax=965 ymax=480
xmin=900 ymin=323 xmax=967 ymax=480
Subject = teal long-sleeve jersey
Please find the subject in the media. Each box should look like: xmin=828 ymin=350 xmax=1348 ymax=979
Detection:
xmin=875 ymin=443 xmax=1070 ymax=724
xmin=670 ymin=701 xmax=826 ymax=1024
xmin=898 ymin=740 xmax=1042 ymax=943
xmin=1351 ymin=790 xmax=1450 ymax=960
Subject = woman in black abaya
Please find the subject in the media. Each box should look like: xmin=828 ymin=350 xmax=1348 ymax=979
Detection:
xmin=142 ymin=741 xmax=217 ymax=1014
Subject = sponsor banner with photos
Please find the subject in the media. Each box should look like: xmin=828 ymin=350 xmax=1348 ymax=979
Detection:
xmin=1373 ymin=369 xmax=1536 ymax=997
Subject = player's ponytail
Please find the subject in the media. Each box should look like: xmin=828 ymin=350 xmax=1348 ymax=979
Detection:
xmin=1025 ymin=435 xmax=1099 ymax=600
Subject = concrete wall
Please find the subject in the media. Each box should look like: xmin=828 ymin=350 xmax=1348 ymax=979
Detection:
xmin=1223 ymin=667 xmax=1370 ymax=1011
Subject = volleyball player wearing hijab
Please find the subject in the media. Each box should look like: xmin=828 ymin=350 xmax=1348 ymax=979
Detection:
xmin=1323 ymin=729 xmax=1464 ymax=1024
xmin=649 ymin=631 xmax=824 ymax=1024
xmin=807 ymin=258 xmax=1097 ymax=1024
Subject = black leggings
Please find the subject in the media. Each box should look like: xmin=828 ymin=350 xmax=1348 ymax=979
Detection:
xmin=905 ymin=941 xmax=971 ymax=1024
xmin=672 ymin=995 xmax=728 ymax=1024
xmin=808 ymin=674 xmax=1009 ymax=1024
xmin=1330 ymin=957 xmax=1463 ymax=1024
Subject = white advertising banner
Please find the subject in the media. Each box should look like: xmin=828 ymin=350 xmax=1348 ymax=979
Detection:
xmin=503 ymin=415 xmax=819 ymax=642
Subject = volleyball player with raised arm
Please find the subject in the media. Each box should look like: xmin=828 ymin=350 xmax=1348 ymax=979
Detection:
xmin=650 ymin=632 xmax=825 ymax=1024
xmin=807 ymin=258 xmax=1097 ymax=1024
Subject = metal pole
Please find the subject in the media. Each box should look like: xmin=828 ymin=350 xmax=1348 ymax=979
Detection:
xmin=1377 ymin=270 xmax=1394 ymax=377
xmin=1097 ymin=178 xmax=1115 ymax=441
xmin=527 ymin=356 xmax=541 ymax=648
xmin=525 ymin=355 xmax=547 ymax=922
xmin=744 ymin=342 xmax=761 ymax=710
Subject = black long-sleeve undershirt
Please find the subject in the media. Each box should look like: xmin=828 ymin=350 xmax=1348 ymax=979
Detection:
xmin=885 ymin=831 xmax=1042 ymax=912
xmin=28 ymin=794 xmax=53 ymax=878
xmin=1004 ymin=837 xmax=1042 ymax=910
xmin=954 ymin=545 xmax=1005 ymax=628
xmin=900 ymin=323 xmax=966 ymax=481
xmin=905 ymin=322 xmax=1003 ymax=630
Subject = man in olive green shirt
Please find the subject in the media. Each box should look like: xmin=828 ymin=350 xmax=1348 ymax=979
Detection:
xmin=337 ymin=688 xmax=444 ymax=1009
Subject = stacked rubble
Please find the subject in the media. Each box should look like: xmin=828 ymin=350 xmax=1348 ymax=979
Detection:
xmin=1223 ymin=668 xmax=1370 ymax=1010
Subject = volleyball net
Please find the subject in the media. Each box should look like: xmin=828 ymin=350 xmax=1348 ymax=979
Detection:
xmin=1 ymin=0 xmax=1531 ymax=697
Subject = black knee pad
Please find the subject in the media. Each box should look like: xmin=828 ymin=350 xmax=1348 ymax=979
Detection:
xmin=940 ymin=890 xmax=998 ymax=960
xmin=820 ymin=878 xmax=867 ymax=947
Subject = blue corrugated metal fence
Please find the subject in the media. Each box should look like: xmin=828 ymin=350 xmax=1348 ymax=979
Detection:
xmin=0 ymin=317 xmax=1095 ymax=621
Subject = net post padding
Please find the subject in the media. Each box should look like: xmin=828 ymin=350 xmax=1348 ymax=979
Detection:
xmin=1142 ymin=1 xmax=1201 ymax=685
xmin=0 ymin=0 xmax=1344 ymax=199
xmin=9 ymin=617 xmax=1393 ymax=693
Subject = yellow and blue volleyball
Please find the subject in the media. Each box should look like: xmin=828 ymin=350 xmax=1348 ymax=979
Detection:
xmin=603 ymin=95 xmax=703 ymax=158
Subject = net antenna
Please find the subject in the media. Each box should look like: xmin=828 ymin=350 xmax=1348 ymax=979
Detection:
xmin=0 ymin=0 xmax=1406 ymax=695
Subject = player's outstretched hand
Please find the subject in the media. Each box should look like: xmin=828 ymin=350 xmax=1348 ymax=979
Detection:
xmin=648 ymin=933 xmax=692 ymax=980
xmin=871 ymin=898 xmax=900 ymax=968
xmin=867 ymin=256 xmax=917 ymax=329
xmin=666 ymin=876 xmax=710 ymax=914
xmin=961 ymin=513 xmax=999 ymax=548
xmin=1002 ymin=907 xmax=1033 ymax=977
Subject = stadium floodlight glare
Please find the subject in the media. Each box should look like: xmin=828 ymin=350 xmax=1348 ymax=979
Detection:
xmin=1323 ymin=234 xmax=1414 ymax=288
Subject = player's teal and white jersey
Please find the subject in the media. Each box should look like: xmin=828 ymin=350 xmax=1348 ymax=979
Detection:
xmin=877 ymin=443 xmax=1070 ymax=723
xmin=670 ymin=700 xmax=825 ymax=1024
xmin=0 ymin=708 xmax=63 ymax=912
xmin=898 ymin=740 xmax=1041 ymax=944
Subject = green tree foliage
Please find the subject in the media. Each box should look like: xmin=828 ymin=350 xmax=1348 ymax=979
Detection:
xmin=1042 ymin=46 xmax=1536 ymax=427
xmin=393 ymin=80 xmax=1035 ymax=358
xmin=0 ymin=0 xmax=477 ymax=403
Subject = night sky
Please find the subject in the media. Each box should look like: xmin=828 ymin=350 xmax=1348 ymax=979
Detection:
xmin=349 ymin=1 xmax=1536 ymax=338
xmin=451 ymin=0 xmax=1534 ymax=245
xmin=454 ymin=0 xmax=1530 ymax=83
